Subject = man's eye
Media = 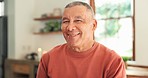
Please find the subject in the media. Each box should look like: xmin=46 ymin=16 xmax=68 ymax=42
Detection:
xmin=75 ymin=20 xmax=83 ymax=23
xmin=62 ymin=21 xmax=69 ymax=23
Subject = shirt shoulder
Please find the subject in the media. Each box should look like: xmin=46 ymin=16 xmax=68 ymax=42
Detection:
xmin=96 ymin=42 xmax=121 ymax=59
xmin=95 ymin=42 xmax=123 ymax=67
xmin=95 ymin=43 xmax=126 ymax=77
xmin=42 ymin=43 xmax=67 ymax=59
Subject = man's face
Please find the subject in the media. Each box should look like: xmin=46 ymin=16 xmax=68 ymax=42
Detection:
xmin=61 ymin=5 xmax=96 ymax=49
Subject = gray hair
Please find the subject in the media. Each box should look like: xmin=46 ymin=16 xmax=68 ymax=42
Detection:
xmin=65 ymin=1 xmax=95 ymax=18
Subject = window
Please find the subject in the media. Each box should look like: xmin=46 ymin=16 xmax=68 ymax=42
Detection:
xmin=74 ymin=0 xmax=134 ymax=60
xmin=94 ymin=0 xmax=134 ymax=59
xmin=0 ymin=1 xmax=4 ymax=16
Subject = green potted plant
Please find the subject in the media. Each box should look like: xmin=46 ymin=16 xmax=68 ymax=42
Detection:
xmin=122 ymin=56 xmax=132 ymax=69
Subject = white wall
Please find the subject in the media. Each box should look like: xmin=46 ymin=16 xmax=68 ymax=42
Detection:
xmin=15 ymin=0 xmax=36 ymax=59
xmin=6 ymin=0 xmax=36 ymax=59
xmin=6 ymin=0 xmax=71 ymax=59
xmin=6 ymin=0 xmax=148 ymax=65
xmin=32 ymin=0 xmax=71 ymax=52
xmin=33 ymin=0 xmax=71 ymax=17
xmin=135 ymin=0 xmax=148 ymax=65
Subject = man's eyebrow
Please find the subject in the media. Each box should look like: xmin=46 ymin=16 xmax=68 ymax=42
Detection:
xmin=62 ymin=16 xmax=84 ymax=20
xmin=62 ymin=17 xmax=69 ymax=20
xmin=75 ymin=16 xmax=84 ymax=19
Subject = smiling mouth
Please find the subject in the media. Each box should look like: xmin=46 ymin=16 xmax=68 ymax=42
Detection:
xmin=67 ymin=32 xmax=80 ymax=37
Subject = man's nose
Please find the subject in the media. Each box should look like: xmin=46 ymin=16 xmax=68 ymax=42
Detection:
xmin=67 ymin=22 xmax=76 ymax=31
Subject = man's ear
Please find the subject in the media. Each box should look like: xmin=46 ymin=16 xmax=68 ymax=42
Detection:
xmin=92 ymin=19 xmax=97 ymax=30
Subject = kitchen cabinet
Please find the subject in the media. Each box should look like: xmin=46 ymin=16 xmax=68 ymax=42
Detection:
xmin=5 ymin=59 xmax=39 ymax=78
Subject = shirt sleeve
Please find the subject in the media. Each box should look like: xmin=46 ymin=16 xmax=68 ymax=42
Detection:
xmin=106 ymin=52 xmax=127 ymax=78
xmin=36 ymin=53 xmax=50 ymax=78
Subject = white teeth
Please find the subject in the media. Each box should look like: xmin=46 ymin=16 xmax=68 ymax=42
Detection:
xmin=67 ymin=32 xmax=80 ymax=37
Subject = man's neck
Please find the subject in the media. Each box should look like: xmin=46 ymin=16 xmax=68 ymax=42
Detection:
xmin=70 ymin=40 xmax=95 ymax=52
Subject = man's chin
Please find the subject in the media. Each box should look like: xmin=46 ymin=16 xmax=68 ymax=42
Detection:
xmin=67 ymin=42 xmax=77 ymax=47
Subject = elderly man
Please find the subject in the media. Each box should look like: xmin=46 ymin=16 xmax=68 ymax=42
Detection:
xmin=36 ymin=1 xmax=126 ymax=78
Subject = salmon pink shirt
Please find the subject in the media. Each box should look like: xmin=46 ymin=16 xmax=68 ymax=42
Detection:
xmin=36 ymin=42 xmax=126 ymax=78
